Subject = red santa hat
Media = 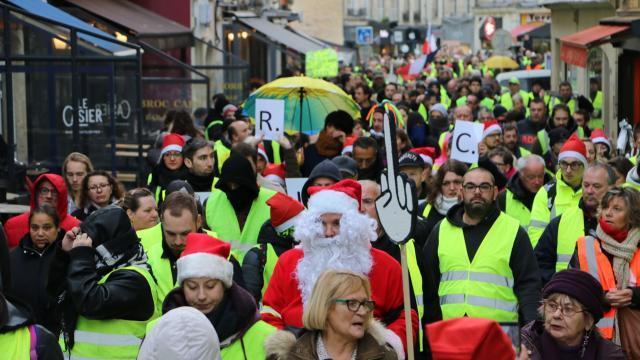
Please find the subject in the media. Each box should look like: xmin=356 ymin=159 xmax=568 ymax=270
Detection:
xmin=426 ymin=318 xmax=515 ymax=360
xmin=262 ymin=163 xmax=286 ymax=188
xmin=342 ymin=136 xmax=357 ymax=155
xmin=160 ymin=133 xmax=185 ymax=158
xmin=176 ymin=233 xmax=234 ymax=288
xmin=222 ymin=104 xmax=238 ymax=118
xmin=257 ymin=144 xmax=270 ymax=163
xmin=482 ymin=120 xmax=502 ymax=139
xmin=307 ymin=179 xmax=361 ymax=214
xmin=266 ymin=192 xmax=305 ymax=233
xmin=590 ymin=128 xmax=611 ymax=150
xmin=558 ymin=133 xmax=588 ymax=167
xmin=410 ymin=147 xmax=436 ymax=165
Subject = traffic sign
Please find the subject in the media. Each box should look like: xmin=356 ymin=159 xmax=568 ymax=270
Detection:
xmin=356 ymin=26 xmax=374 ymax=45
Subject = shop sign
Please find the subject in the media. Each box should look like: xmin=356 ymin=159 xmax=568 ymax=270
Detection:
xmin=521 ymin=14 xmax=551 ymax=24
xmin=61 ymin=97 xmax=131 ymax=134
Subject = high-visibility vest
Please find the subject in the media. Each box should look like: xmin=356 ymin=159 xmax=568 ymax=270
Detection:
xmin=261 ymin=243 xmax=278 ymax=297
xmin=504 ymin=189 xmax=532 ymax=227
xmin=517 ymin=146 xmax=531 ymax=158
xmin=589 ymin=91 xmax=603 ymax=130
xmin=536 ymin=130 xmax=550 ymax=155
xmin=440 ymin=86 xmax=451 ymax=108
xmin=205 ymin=119 xmax=224 ymax=141
xmin=146 ymin=243 xmax=175 ymax=309
xmin=623 ymin=180 xmax=640 ymax=191
xmin=577 ymin=235 xmax=640 ymax=340
xmin=0 ymin=325 xmax=31 ymax=359
xmin=60 ymin=266 xmax=159 ymax=359
xmin=555 ymin=206 xmax=585 ymax=271
xmin=500 ymin=90 xmax=530 ymax=111
xmin=480 ymin=97 xmax=495 ymax=111
xmin=528 ymin=172 xmax=582 ymax=247
xmin=456 ymin=96 xmax=467 ymax=107
xmin=214 ymin=140 xmax=231 ymax=174
xmin=549 ymin=97 xmax=576 ymax=115
xmin=405 ymin=239 xmax=424 ymax=351
xmin=438 ymin=213 xmax=520 ymax=322
xmin=263 ymin=141 xmax=282 ymax=165
xmin=422 ymin=203 xmax=433 ymax=218
xmin=528 ymin=92 xmax=551 ymax=107
xmin=205 ymin=188 xmax=276 ymax=260
xmin=146 ymin=173 xmax=163 ymax=203
xmin=138 ymin=223 xmax=162 ymax=251
xmin=417 ymin=103 xmax=428 ymax=122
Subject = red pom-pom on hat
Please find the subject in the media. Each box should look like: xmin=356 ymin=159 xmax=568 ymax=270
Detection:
xmin=177 ymin=233 xmax=233 ymax=288
xmin=266 ymin=192 xmax=305 ymax=232
xmin=307 ymin=179 xmax=362 ymax=213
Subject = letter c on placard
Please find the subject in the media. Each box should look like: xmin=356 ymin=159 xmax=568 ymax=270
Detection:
xmin=456 ymin=133 xmax=472 ymax=153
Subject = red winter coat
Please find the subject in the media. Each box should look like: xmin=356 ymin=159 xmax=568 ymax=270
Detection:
xmin=261 ymin=247 xmax=418 ymax=353
xmin=5 ymin=174 xmax=80 ymax=248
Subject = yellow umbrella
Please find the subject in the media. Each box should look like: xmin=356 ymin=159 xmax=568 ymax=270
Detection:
xmin=484 ymin=55 xmax=519 ymax=70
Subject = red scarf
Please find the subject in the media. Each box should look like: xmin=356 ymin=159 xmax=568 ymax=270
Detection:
xmin=598 ymin=217 xmax=629 ymax=242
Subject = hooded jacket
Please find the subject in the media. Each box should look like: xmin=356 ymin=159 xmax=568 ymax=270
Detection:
xmin=0 ymin=293 xmax=63 ymax=359
xmin=300 ymin=160 xmax=342 ymax=206
xmin=5 ymin=174 xmax=80 ymax=248
xmin=421 ymin=204 xmax=541 ymax=326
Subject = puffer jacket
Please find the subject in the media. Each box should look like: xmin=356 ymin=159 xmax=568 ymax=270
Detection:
xmin=265 ymin=320 xmax=398 ymax=360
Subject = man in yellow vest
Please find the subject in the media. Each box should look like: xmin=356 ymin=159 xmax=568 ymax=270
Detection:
xmin=47 ymin=206 xmax=158 ymax=359
xmin=421 ymin=167 xmax=541 ymax=325
xmin=548 ymin=81 xmax=577 ymax=115
xmin=589 ymin=78 xmax=603 ymax=129
xmin=184 ymin=138 xmax=217 ymax=192
xmin=497 ymin=155 xmax=548 ymax=228
xmin=205 ymin=154 xmax=276 ymax=260
xmin=534 ymin=164 xmax=615 ymax=285
xmin=500 ymin=77 xmax=530 ymax=111
xmin=528 ymin=134 xmax=587 ymax=246
xmin=241 ymin=193 xmax=304 ymax=303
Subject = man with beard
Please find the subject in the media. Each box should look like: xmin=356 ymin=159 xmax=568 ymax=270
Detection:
xmin=204 ymin=154 xmax=276 ymax=260
xmin=300 ymin=110 xmax=354 ymax=177
xmin=183 ymin=138 xmax=216 ymax=192
xmin=421 ymin=167 xmax=541 ymax=326
xmin=497 ymin=155 xmax=548 ymax=228
xmin=502 ymin=123 xmax=531 ymax=159
xmin=517 ymin=98 xmax=548 ymax=151
xmin=548 ymin=81 xmax=577 ymax=115
xmin=353 ymin=136 xmax=383 ymax=181
xmin=261 ymin=180 xmax=418 ymax=358
xmin=534 ymin=164 xmax=615 ymax=285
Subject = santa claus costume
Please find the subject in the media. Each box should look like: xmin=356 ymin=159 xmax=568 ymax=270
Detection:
xmin=261 ymin=179 xmax=418 ymax=358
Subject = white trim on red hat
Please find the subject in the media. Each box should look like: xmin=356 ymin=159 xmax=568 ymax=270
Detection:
xmin=591 ymin=136 xmax=611 ymax=149
xmin=274 ymin=212 xmax=305 ymax=233
xmin=558 ymin=150 xmax=588 ymax=167
xmin=483 ymin=123 xmax=502 ymax=139
xmin=308 ymin=189 xmax=359 ymax=214
xmin=418 ymin=154 xmax=433 ymax=165
xmin=160 ymin=144 xmax=183 ymax=157
xmin=342 ymin=145 xmax=353 ymax=155
xmin=257 ymin=147 xmax=270 ymax=163
xmin=177 ymin=253 xmax=234 ymax=288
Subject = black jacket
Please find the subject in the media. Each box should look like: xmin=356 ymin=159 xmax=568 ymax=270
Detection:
xmin=242 ymin=220 xmax=295 ymax=303
xmin=421 ymin=203 xmax=541 ymax=326
xmin=0 ymin=293 xmax=63 ymax=359
xmin=0 ymin=223 xmax=10 ymax=292
xmin=9 ymin=231 xmax=64 ymax=334
xmin=534 ymin=200 xmax=598 ymax=286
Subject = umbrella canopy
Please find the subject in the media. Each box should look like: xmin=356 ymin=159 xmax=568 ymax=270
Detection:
xmin=243 ymin=76 xmax=360 ymax=134
xmin=484 ymin=55 xmax=519 ymax=70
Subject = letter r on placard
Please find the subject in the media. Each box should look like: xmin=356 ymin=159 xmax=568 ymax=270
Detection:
xmin=260 ymin=111 xmax=273 ymax=131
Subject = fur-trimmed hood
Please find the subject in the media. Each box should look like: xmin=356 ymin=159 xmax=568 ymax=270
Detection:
xmin=265 ymin=320 xmax=397 ymax=360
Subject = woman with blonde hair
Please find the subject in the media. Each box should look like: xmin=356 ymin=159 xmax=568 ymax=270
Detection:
xmin=266 ymin=270 xmax=397 ymax=360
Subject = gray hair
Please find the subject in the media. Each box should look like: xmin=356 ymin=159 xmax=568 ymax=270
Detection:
xmin=358 ymin=180 xmax=380 ymax=196
xmin=585 ymin=163 xmax=617 ymax=186
xmin=516 ymin=154 xmax=546 ymax=172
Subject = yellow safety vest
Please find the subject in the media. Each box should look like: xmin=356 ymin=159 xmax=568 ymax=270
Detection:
xmin=500 ymin=90 xmax=530 ymax=111
xmin=405 ymin=239 xmax=424 ymax=351
xmin=536 ymin=130 xmax=550 ymax=155
xmin=205 ymin=188 xmax=276 ymax=260
xmin=422 ymin=203 xmax=433 ymax=218
xmin=60 ymin=266 xmax=159 ymax=359
xmin=555 ymin=206 xmax=584 ymax=271
xmin=504 ymin=189 xmax=532 ymax=228
xmin=0 ymin=326 xmax=31 ymax=360
xmin=261 ymin=243 xmax=278 ymax=297
xmin=146 ymin=243 xmax=175 ymax=310
xmin=214 ymin=140 xmax=231 ymax=174
xmin=589 ymin=91 xmax=603 ymax=130
xmin=549 ymin=97 xmax=576 ymax=115
xmin=138 ymin=223 xmax=162 ymax=251
xmin=438 ymin=213 xmax=519 ymax=322
xmin=205 ymin=119 xmax=224 ymax=141
xmin=528 ymin=172 xmax=582 ymax=247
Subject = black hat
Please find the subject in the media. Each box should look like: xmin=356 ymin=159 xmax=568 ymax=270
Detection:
xmin=542 ymin=269 xmax=607 ymax=322
xmin=549 ymin=127 xmax=571 ymax=148
xmin=80 ymin=205 xmax=138 ymax=253
xmin=493 ymin=105 xmax=508 ymax=119
xmin=216 ymin=153 xmax=259 ymax=196
xmin=301 ymin=160 xmax=343 ymax=206
xmin=398 ymin=152 xmax=425 ymax=169
xmin=165 ymin=180 xmax=195 ymax=196
xmin=332 ymin=156 xmax=358 ymax=178
xmin=325 ymin=110 xmax=354 ymax=135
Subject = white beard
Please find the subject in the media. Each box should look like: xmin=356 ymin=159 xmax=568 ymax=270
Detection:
xmin=293 ymin=209 xmax=377 ymax=306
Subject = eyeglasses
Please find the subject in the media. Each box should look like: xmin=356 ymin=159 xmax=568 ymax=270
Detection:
xmin=558 ymin=161 xmax=584 ymax=171
xmin=38 ymin=187 xmax=59 ymax=197
xmin=463 ymin=183 xmax=493 ymax=193
xmin=163 ymin=152 xmax=182 ymax=159
xmin=334 ymin=299 xmax=376 ymax=313
xmin=543 ymin=300 xmax=585 ymax=317
xmin=89 ymin=183 xmax=111 ymax=192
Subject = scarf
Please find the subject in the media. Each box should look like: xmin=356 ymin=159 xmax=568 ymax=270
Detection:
xmin=434 ymin=193 xmax=459 ymax=216
xmin=595 ymin=221 xmax=640 ymax=345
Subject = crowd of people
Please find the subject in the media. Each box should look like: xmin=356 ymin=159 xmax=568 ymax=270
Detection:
xmin=1 ymin=51 xmax=640 ymax=359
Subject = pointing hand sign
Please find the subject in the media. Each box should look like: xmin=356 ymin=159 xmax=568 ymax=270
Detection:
xmin=375 ymin=111 xmax=417 ymax=245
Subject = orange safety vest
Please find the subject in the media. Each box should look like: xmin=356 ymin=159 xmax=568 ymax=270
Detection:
xmin=577 ymin=235 xmax=640 ymax=340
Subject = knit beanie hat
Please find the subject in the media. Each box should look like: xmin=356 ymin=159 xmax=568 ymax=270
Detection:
xmin=267 ymin=192 xmax=305 ymax=233
xmin=558 ymin=134 xmax=588 ymax=167
xmin=542 ymin=269 xmax=606 ymax=322
xmin=426 ymin=317 xmax=515 ymax=360
xmin=590 ymin=128 xmax=611 ymax=151
xmin=482 ymin=120 xmax=502 ymax=139
xmin=176 ymin=233 xmax=233 ymax=288
xmin=429 ymin=103 xmax=448 ymax=118
xmin=301 ymin=160 xmax=343 ymax=206
xmin=160 ymin=134 xmax=185 ymax=159
xmin=307 ymin=179 xmax=361 ymax=214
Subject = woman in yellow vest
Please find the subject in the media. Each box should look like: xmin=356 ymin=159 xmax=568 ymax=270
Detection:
xmin=47 ymin=206 xmax=158 ymax=359
xmin=161 ymin=233 xmax=275 ymax=359
xmin=521 ymin=269 xmax=624 ymax=359
xmin=575 ymin=187 xmax=640 ymax=356
xmin=0 ymin=292 xmax=63 ymax=359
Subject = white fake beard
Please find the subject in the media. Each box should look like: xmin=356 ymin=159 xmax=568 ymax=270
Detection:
xmin=294 ymin=210 xmax=377 ymax=306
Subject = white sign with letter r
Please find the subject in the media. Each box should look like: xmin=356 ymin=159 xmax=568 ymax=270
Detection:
xmin=255 ymin=99 xmax=285 ymax=141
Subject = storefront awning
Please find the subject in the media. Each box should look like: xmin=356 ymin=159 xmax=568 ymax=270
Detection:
xmin=236 ymin=16 xmax=326 ymax=55
xmin=63 ymin=0 xmax=193 ymax=50
xmin=560 ymin=25 xmax=629 ymax=67
xmin=7 ymin=0 xmax=134 ymax=56
xmin=511 ymin=22 xmax=545 ymax=39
